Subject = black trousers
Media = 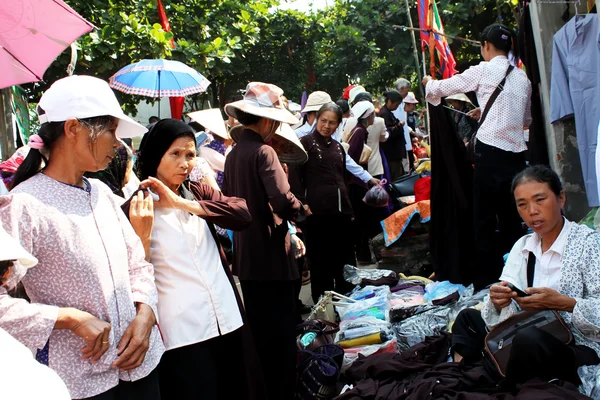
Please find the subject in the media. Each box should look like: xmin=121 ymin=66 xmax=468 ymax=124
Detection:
xmin=472 ymin=142 xmax=526 ymax=289
xmin=240 ymin=280 xmax=297 ymax=400
xmin=158 ymin=329 xmax=246 ymax=400
xmin=81 ymin=369 xmax=160 ymax=400
xmin=306 ymin=214 xmax=356 ymax=303
xmin=451 ymin=309 xmax=599 ymax=385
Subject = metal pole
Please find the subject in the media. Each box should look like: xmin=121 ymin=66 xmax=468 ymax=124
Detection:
xmin=158 ymin=70 xmax=161 ymax=118
xmin=422 ymin=50 xmax=430 ymax=137
xmin=393 ymin=25 xmax=481 ymax=46
xmin=403 ymin=0 xmax=424 ymax=100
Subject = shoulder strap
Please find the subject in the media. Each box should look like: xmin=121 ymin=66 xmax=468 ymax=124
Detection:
xmin=527 ymin=251 xmax=536 ymax=288
xmin=472 ymin=65 xmax=515 ymax=141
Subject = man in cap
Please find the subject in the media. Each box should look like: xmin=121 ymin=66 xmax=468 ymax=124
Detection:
xmin=223 ymin=82 xmax=303 ymax=400
xmin=392 ymin=78 xmax=419 ymax=173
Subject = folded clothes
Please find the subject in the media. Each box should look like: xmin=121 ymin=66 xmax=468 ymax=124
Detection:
xmin=340 ymin=326 xmax=383 ymax=341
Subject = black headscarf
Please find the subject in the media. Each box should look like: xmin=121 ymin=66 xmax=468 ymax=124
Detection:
xmin=135 ymin=118 xmax=197 ymax=181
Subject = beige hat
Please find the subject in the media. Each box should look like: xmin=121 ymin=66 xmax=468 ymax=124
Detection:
xmin=225 ymin=82 xmax=299 ymax=125
xmin=0 ymin=227 xmax=38 ymax=268
xmin=348 ymin=86 xmax=366 ymax=104
xmin=301 ymin=91 xmax=333 ymax=113
xmin=403 ymin=92 xmax=419 ymax=104
xmin=187 ymin=108 xmax=229 ymax=139
xmin=446 ymin=93 xmax=473 ymax=104
xmin=230 ymin=123 xmax=308 ymax=165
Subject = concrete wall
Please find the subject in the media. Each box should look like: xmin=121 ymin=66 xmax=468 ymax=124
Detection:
xmin=529 ymin=1 xmax=592 ymax=221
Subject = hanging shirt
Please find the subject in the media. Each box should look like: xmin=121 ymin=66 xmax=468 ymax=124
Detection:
xmin=426 ymin=55 xmax=532 ymax=154
xmin=150 ymin=207 xmax=243 ymax=350
xmin=551 ymin=14 xmax=600 ymax=207
xmin=0 ymin=173 xmax=164 ymax=399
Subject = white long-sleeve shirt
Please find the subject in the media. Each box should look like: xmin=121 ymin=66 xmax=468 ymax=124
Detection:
xmin=426 ymin=55 xmax=532 ymax=153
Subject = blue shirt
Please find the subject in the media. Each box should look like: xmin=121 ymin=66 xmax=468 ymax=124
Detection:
xmin=550 ymin=14 xmax=600 ymax=207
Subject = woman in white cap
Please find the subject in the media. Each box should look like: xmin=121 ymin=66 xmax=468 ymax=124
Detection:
xmin=346 ymin=101 xmax=377 ymax=262
xmin=223 ymin=82 xmax=304 ymax=400
xmin=0 ymin=75 xmax=164 ymax=400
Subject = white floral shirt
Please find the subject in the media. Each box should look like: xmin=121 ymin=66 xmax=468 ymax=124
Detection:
xmin=481 ymin=222 xmax=600 ymax=387
xmin=426 ymin=55 xmax=532 ymax=153
xmin=0 ymin=174 xmax=164 ymax=399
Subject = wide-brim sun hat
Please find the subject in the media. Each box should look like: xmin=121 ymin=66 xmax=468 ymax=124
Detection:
xmin=351 ymin=101 xmax=375 ymax=119
xmin=230 ymin=123 xmax=308 ymax=165
xmin=403 ymin=92 xmax=419 ymax=104
xmin=37 ymin=75 xmax=147 ymax=139
xmin=446 ymin=93 xmax=473 ymax=104
xmin=0 ymin=227 xmax=38 ymax=269
xmin=301 ymin=91 xmax=333 ymax=113
xmin=187 ymin=108 xmax=229 ymax=139
xmin=225 ymin=82 xmax=299 ymax=125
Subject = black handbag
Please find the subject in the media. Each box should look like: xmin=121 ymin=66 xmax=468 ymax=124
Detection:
xmin=484 ymin=253 xmax=573 ymax=377
xmin=467 ymin=65 xmax=514 ymax=164
xmin=389 ymin=173 xmax=420 ymax=198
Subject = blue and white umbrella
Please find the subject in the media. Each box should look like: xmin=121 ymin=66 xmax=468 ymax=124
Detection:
xmin=109 ymin=59 xmax=211 ymax=97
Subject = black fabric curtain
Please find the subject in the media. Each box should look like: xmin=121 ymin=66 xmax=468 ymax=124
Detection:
xmin=518 ymin=0 xmax=550 ymax=166
xmin=429 ymin=104 xmax=474 ymax=284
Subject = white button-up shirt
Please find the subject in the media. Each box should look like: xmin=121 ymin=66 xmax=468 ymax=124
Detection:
xmin=425 ymin=55 xmax=532 ymax=153
xmin=150 ymin=208 xmax=243 ymax=350
xmin=500 ymin=218 xmax=573 ymax=291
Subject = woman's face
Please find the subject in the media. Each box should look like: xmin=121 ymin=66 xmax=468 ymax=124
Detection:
xmin=404 ymin=103 xmax=416 ymax=113
xmin=387 ymin=101 xmax=402 ymax=111
xmin=73 ymin=118 xmax=120 ymax=173
xmin=316 ymin=111 xmax=340 ymax=138
xmin=156 ymin=137 xmax=197 ymax=190
xmin=514 ymin=180 xmax=565 ymax=236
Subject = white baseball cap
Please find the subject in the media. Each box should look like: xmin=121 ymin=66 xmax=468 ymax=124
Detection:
xmin=0 ymin=227 xmax=38 ymax=269
xmin=37 ymin=75 xmax=147 ymax=139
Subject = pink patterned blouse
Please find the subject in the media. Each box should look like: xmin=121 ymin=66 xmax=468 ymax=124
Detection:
xmin=0 ymin=173 xmax=164 ymax=399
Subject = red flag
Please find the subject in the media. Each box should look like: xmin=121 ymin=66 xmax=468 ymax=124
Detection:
xmin=417 ymin=0 xmax=458 ymax=79
xmin=157 ymin=0 xmax=184 ymax=119
xmin=157 ymin=0 xmax=175 ymax=48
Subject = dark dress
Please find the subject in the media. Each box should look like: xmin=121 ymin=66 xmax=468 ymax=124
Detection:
xmin=292 ymin=131 xmax=356 ymax=302
xmin=223 ymin=128 xmax=301 ymax=400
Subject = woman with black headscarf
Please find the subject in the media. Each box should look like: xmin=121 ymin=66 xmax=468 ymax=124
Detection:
xmin=129 ymin=119 xmax=264 ymax=400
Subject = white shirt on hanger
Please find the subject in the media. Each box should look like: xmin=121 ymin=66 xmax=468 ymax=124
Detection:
xmin=150 ymin=207 xmax=243 ymax=350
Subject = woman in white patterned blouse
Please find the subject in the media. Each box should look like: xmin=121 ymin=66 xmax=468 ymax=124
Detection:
xmin=451 ymin=165 xmax=600 ymax=389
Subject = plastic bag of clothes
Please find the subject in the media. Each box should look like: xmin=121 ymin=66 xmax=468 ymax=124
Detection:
xmin=389 ymin=287 xmax=425 ymax=309
xmin=423 ymin=281 xmax=473 ymax=303
xmin=349 ymin=285 xmax=391 ymax=301
xmin=392 ymin=306 xmax=452 ymax=351
xmin=336 ymin=295 xmax=390 ymax=322
xmin=343 ymin=265 xmax=396 ymax=286
xmin=362 ymin=179 xmax=390 ymax=207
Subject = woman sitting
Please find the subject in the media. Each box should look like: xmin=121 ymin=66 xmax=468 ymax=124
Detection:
xmin=130 ymin=119 xmax=262 ymax=400
xmin=452 ymin=165 xmax=600 ymax=385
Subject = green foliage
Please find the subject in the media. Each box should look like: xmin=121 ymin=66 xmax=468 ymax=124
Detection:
xmin=28 ymin=0 xmax=519 ymax=113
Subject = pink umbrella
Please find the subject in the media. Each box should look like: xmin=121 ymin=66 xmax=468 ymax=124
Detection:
xmin=0 ymin=0 xmax=94 ymax=89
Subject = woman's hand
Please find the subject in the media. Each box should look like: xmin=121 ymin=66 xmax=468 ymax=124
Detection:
xmin=515 ymin=287 xmax=577 ymax=312
xmin=303 ymin=204 xmax=313 ymax=217
xmin=139 ymin=177 xmax=181 ymax=210
xmin=422 ymin=76 xmax=433 ymax=86
xmin=467 ymin=107 xmax=481 ymax=121
xmin=129 ymin=191 xmax=154 ymax=242
xmin=112 ymin=304 xmax=156 ymax=371
xmin=57 ymin=308 xmax=112 ymax=363
xmin=489 ymin=281 xmax=515 ymax=311
xmin=291 ymin=234 xmax=306 ymax=259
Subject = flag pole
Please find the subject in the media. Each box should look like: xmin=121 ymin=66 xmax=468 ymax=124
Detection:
xmin=403 ymin=0 xmax=424 ymax=100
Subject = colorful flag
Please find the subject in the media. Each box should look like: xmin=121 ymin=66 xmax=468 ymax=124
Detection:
xmin=417 ymin=0 xmax=458 ymax=79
